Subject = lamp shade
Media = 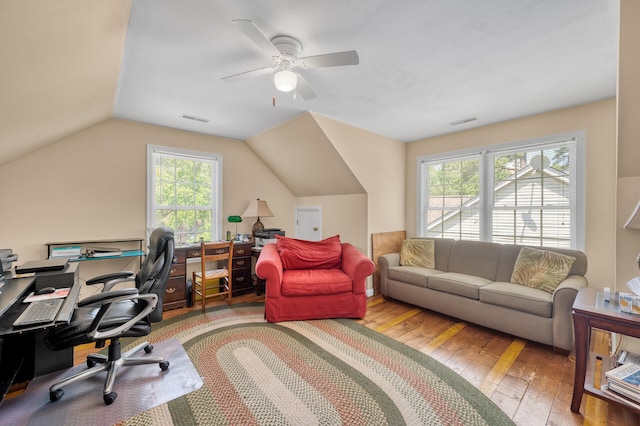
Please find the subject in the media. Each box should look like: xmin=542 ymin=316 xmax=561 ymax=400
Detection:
xmin=242 ymin=199 xmax=274 ymax=218
xmin=273 ymin=70 xmax=297 ymax=92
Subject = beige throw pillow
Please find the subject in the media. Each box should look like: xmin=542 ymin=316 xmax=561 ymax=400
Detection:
xmin=511 ymin=247 xmax=575 ymax=293
xmin=400 ymin=239 xmax=435 ymax=269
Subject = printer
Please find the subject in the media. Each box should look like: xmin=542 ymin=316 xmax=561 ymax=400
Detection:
xmin=254 ymin=229 xmax=285 ymax=248
xmin=1 ymin=249 xmax=19 ymax=282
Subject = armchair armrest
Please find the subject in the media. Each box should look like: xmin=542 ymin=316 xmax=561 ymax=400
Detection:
xmin=378 ymin=253 xmax=400 ymax=295
xmin=79 ymin=288 xmax=159 ymax=341
xmin=255 ymin=244 xmax=283 ymax=298
xmin=341 ymin=243 xmax=375 ymax=295
xmin=86 ymin=271 xmax=135 ymax=292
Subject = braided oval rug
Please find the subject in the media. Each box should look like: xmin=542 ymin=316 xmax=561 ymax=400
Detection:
xmin=120 ymin=303 xmax=513 ymax=426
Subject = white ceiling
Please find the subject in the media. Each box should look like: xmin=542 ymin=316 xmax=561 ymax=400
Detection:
xmin=114 ymin=0 xmax=619 ymax=143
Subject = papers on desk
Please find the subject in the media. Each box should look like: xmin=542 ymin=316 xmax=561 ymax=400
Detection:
xmin=23 ymin=288 xmax=70 ymax=303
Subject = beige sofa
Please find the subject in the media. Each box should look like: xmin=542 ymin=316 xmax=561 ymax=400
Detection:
xmin=378 ymin=238 xmax=587 ymax=352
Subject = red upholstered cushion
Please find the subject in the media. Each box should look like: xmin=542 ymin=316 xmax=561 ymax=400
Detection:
xmin=281 ymin=269 xmax=352 ymax=296
xmin=276 ymin=235 xmax=342 ymax=270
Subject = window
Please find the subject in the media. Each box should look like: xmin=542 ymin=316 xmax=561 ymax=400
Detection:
xmin=147 ymin=145 xmax=222 ymax=245
xmin=418 ymin=133 xmax=583 ymax=249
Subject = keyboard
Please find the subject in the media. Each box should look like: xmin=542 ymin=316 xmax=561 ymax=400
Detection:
xmin=13 ymin=298 xmax=64 ymax=327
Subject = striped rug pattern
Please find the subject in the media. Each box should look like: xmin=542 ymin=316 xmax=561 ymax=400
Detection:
xmin=122 ymin=303 xmax=513 ymax=425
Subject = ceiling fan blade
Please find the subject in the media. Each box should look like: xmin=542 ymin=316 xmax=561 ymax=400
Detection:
xmin=295 ymin=73 xmax=317 ymax=100
xmin=221 ymin=67 xmax=274 ymax=83
xmin=300 ymin=50 xmax=359 ymax=69
xmin=232 ymin=19 xmax=281 ymax=57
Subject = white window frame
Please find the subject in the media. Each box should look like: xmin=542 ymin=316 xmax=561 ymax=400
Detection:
xmin=147 ymin=145 xmax=223 ymax=244
xmin=417 ymin=131 xmax=585 ymax=250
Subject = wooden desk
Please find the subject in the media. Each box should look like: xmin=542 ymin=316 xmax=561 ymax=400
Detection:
xmin=571 ymin=287 xmax=640 ymax=413
xmin=168 ymin=242 xmax=254 ymax=310
xmin=0 ymin=263 xmax=80 ymax=401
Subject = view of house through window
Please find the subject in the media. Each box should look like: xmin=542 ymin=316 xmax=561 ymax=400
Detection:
xmin=147 ymin=145 xmax=222 ymax=244
xmin=420 ymin=134 xmax=581 ymax=249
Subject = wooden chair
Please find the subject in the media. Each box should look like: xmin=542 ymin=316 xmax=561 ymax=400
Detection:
xmin=192 ymin=240 xmax=234 ymax=312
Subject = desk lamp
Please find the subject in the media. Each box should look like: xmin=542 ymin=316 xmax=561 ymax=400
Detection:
xmin=227 ymin=215 xmax=242 ymax=240
xmin=242 ymin=198 xmax=274 ymax=236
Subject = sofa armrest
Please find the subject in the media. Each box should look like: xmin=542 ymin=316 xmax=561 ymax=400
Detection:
xmin=378 ymin=253 xmax=400 ymax=295
xmin=255 ymin=244 xmax=283 ymax=298
xmin=552 ymin=274 xmax=588 ymax=351
xmin=341 ymin=243 xmax=375 ymax=295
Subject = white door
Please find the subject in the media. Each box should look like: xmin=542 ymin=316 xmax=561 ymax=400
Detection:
xmin=295 ymin=206 xmax=322 ymax=241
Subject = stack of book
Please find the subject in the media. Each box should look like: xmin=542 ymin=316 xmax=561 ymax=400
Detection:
xmin=604 ymin=362 xmax=640 ymax=408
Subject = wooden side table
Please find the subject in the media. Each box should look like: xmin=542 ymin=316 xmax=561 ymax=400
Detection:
xmin=571 ymin=286 xmax=640 ymax=413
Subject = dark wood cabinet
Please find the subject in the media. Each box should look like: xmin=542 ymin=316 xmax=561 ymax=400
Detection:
xmin=231 ymin=242 xmax=252 ymax=294
xmin=164 ymin=248 xmax=188 ymax=310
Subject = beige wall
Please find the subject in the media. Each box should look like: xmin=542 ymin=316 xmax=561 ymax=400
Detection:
xmin=312 ymin=113 xmax=406 ymax=246
xmin=0 ymin=118 xmax=294 ymax=263
xmin=406 ymin=99 xmax=617 ymax=289
xmin=295 ymin=194 xmax=368 ymax=254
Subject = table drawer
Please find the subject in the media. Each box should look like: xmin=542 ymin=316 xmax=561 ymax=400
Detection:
xmin=232 ymin=269 xmax=252 ymax=292
xmin=233 ymin=245 xmax=251 ymax=257
xmin=232 ymin=257 xmax=250 ymax=269
xmin=169 ymin=263 xmax=186 ymax=277
xmin=164 ymin=276 xmax=186 ymax=303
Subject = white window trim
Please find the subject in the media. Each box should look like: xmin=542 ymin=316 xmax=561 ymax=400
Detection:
xmin=146 ymin=144 xmax=223 ymax=242
xmin=416 ymin=131 xmax=585 ymax=250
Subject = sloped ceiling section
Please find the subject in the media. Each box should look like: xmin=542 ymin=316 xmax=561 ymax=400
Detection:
xmin=246 ymin=113 xmax=365 ymax=197
xmin=0 ymin=0 xmax=132 ymax=166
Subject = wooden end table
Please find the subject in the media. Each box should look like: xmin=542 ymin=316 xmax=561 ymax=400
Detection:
xmin=571 ymin=286 xmax=640 ymax=413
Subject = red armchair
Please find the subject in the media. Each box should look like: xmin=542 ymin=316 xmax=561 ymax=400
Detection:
xmin=255 ymin=236 xmax=375 ymax=322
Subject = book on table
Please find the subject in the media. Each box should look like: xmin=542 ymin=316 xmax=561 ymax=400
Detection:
xmin=605 ymin=362 xmax=640 ymax=402
xmin=602 ymin=383 xmax=640 ymax=408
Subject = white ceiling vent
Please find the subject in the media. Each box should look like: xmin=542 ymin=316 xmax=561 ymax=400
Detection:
xmin=449 ymin=117 xmax=477 ymax=126
xmin=180 ymin=114 xmax=210 ymax=123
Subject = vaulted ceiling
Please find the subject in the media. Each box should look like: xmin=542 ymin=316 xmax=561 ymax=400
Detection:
xmin=0 ymin=0 xmax=618 ymax=167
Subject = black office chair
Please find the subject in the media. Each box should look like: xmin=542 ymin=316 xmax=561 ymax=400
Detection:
xmin=45 ymin=227 xmax=175 ymax=405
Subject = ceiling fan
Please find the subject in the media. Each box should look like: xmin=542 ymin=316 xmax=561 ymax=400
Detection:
xmin=221 ymin=19 xmax=359 ymax=100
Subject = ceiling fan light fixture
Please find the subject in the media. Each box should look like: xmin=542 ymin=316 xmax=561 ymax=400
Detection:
xmin=274 ymin=69 xmax=297 ymax=92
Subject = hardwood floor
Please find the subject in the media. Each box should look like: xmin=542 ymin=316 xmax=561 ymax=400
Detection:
xmin=66 ymin=293 xmax=640 ymax=425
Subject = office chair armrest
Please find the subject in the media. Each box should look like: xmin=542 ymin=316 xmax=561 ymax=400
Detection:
xmin=84 ymin=291 xmax=159 ymax=341
xmin=86 ymin=271 xmax=135 ymax=292
xmin=78 ymin=288 xmax=139 ymax=308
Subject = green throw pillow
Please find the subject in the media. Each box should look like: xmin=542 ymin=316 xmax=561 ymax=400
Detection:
xmin=400 ymin=239 xmax=435 ymax=269
xmin=511 ymin=247 xmax=576 ymax=293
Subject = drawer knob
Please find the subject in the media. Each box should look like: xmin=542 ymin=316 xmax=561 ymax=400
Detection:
xmin=237 ymin=276 xmax=245 ymax=281
xmin=193 ymin=251 xmax=201 ymax=257
xmin=165 ymin=287 xmax=176 ymax=294
xmin=170 ymin=268 xmax=177 ymax=274
xmin=236 ymin=260 xmax=245 ymax=266
xmin=237 ymin=249 xmax=246 ymax=254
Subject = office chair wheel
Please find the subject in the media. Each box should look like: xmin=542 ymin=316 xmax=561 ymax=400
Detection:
xmin=104 ymin=392 xmax=117 ymax=405
xmin=50 ymin=389 xmax=64 ymax=402
xmin=160 ymin=360 xmax=170 ymax=371
xmin=144 ymin=344 xmax=153 ymax=353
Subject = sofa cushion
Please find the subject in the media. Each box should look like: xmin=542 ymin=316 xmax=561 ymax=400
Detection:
xmin=447 ymin=240 xmax=502 ymax=280
xmin=281 ymin=269 xmax=352 ymax=296
xmin=276 ymin=235 xmax=342 ymax=270
xmin=480 ymin=282 xmax=553 ymax=317
xmin=388 ymin=266 xmax=444 ymax=288
xmin=400 ymin=239 xmax=435 ymax=268
xmin=510 ymin=247 xmax=575 ymax=293
xmin=427 ymin=272 xmax=492 ymax=299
